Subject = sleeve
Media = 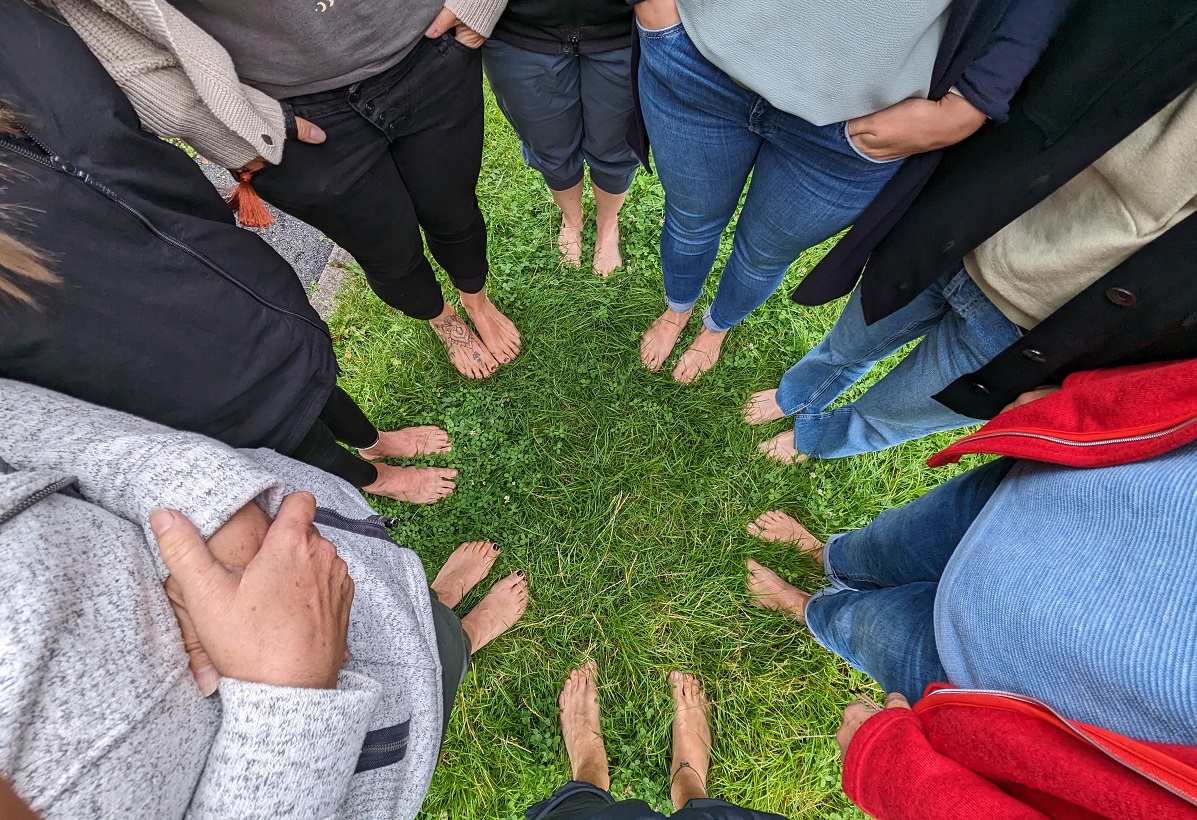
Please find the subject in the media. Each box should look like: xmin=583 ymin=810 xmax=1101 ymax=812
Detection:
xmin=954 ymin=0 xmax=1077 ymax=122
xmin=52 ymin=0 xmax=286 ymax=169
xmin=442 ymin=0 xmax=509 ymax=38
xmin=842 ymin=709 xmax=1051 ymax=820
xmin=186 ymin=671 xmax=382 ymax=820
xmin=0 ymin=379 xmax=286 ymax=550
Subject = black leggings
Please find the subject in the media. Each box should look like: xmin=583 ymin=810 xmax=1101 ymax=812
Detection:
xmin=288 ymin=385 xmax=379 ymax=488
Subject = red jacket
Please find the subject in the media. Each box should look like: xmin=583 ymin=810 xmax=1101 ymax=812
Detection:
xmin=929 ymin=360 xmax=1197 ymax=469
xmin=843 ymin=686 xmax=1197 ymax=819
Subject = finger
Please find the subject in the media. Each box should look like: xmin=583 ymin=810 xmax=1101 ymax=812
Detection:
xmin=843 ymin=702 xmax=878 ymax=723
xmin=240 ymin=157 xmax=267 ymax=173
xmin=425 ymin=7 xmax=458 ymax=38
xmin=294 ymin=117 xmax=327 ymax=145
xmin=884 ymin=692 xmax=912 ymax=710
xmin=151 ymin=509 xmax=235 ymax=604
xmin=261 ymin=493 xmax=320 ymax=556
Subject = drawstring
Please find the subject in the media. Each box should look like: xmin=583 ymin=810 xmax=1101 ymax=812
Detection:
xmin=224 ymin=169 xmax=275 ymax=228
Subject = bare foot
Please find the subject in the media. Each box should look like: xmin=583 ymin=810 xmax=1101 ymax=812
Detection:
xmin=593 ymin=224 xmax=622 ymax=278
xmin=640 ymin=308 xmax=692 ymax=371
xmin=746 ymin=559 xmax=809 ymax=624
xmin=359 ymin=426 xmax=452 ymax=460
xmin=559 ymin=220 xmax=583 ymax=268
xmin=559 ymin=661 xmax=610 ymax=790
xmin=363 ymin=464 xmax=457 ymax=505
xmin=461 ymin=571 xmax=528 ymax=653
xmin=669 ymin=671 xmax=712 ymax=810
xmin=673 ymin=327 xmax=727 ymax=384
xmin=759 ymin=431 xmax=809 ymax=465
xmin=430 ymin=306 xmax=499 ymax=380
xmin=460 ymin=290 xmax=522 ymax=365
xmin=742 ymin=390 xmax=787 ymax=426
xmin=431 ymin=540 xmax=500 ymax=608
xmin=747 ymin=511 xmax=824 ymax=563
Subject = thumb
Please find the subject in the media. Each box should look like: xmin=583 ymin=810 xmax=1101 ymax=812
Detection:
xmin=425 ymin=7 xmax=458 ymax=38
xmin=294 ymin=116 xmax=326 ymax=145
xmin=150 ymin=508 xmax=235 ymax=606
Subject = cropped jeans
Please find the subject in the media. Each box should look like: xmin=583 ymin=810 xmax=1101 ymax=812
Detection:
xmin=637 ymin=21 xmax=903 ymax=332
xmin=776 ymin=268 xmax=1025 ymax=458
xmin=804 ymin=458 xmax=1016 ymax=702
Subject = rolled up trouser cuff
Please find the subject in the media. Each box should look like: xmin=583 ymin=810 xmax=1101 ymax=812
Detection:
xmin=701 ymin=306 xmax=734 ymax=333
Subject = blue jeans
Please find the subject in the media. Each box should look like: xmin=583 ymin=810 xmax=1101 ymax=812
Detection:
xmin=483 ymin=40 xmax=638 ymax=194
xmin=776 ymin=269 xmax=1024 ymax=458
xmin=804 ymin=458 xmax=1015 ymax=702
xmin=637 ymin=22 xmax=903 ymax=332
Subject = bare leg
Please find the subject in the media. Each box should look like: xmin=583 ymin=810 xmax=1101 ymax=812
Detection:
xmin=746 ymin=559 xmax=811 ymax=624
xmin=551 ymin=181 xmax=585 ymax=268
xmin=559 ymin=661 xmax=610 ymax=790
xmin=592 ymin=185 xmax=627 ymax=278
xmin=363 ymin=463 xmax=458 ymax=505
xmin=747 ymin=511 xmax=825 ymax=563
xmin=431 ymin=541 xmax=500 ymax=608
xmin=640 ymin=307 xmax=693 ymax=371
xmin=669 ymin=671 xmax=712 ymax=811
xmin=461 ymin=571 xmax=529 ymax=653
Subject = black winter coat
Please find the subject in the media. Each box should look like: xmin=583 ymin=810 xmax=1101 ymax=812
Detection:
xmin=792 ymin=0 xmax=1197 ymax=419
xmin=0 ymin=4 xmax=336 ymax=452
xmin=492 ymin=0 xmax=632 ymax=54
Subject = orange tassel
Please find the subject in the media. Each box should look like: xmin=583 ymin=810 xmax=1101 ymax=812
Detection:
xmin=224 ymin=169 xmax=275 ymax=229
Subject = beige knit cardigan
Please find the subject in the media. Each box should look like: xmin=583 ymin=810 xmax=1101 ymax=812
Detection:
xmin=53 ymin=0 xmax=507 ymax=169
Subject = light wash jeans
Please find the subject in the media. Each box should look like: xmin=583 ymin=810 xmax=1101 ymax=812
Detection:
xmin=804 ymin=458 xmax=1015 ymax=703
xmin=776 ymin=268 xmax=1024 ymax=459
xmin=637 ymin=21 xmax=903 ymax=332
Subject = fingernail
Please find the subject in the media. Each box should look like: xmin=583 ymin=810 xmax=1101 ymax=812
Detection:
xmin=310 ymin=124 xmax=327 ymax=143
xmin=516 ymin=570 xmax=525 ymax=578
xmin=149 ymin=508 xmax=177 ymax=536
xmin=195 ymin=664 xmax=221 ymax=698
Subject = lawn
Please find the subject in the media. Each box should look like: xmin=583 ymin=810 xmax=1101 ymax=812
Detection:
xmin=327 ymin=89 xmax=974 ymax=819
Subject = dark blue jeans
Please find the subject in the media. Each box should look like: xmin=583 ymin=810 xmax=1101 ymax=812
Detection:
xmin=637 ymin=21 xmax=902 ymax=332
xmin=804 ymin=458 xmax=1016 ymax=701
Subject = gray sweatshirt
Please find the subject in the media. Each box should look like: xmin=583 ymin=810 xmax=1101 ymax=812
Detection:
xmin=0 ymin=379 xmax=443 ymax=819
xmin=675 ymin=0 xmax=951 ymax=125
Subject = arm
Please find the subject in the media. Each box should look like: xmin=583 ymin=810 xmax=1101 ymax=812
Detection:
xmin=52 ymin=0 xmax=286 ymax=169
xmin=0 ymin=379 xmax=285 ymax=545
xmin=188 ymin=673 xmax=381 ymax=820
xmin=955 ymin=0 xmax=1078 ymax=122
xmin=842 ymin=707 xmax=1051 ymax=820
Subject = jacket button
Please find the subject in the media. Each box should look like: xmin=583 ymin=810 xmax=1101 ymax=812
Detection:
xmin=376 ymin=112 xmax=387 ymax=125
xmin=970 ymin=379 xmax=990 ymax=394
xmin=1105 ymin=287 xmax=1136 ymax=307
xmin=1022 ymin=348 xmax=1047 ymax=363
xmin=365 ymin=102 xmax=375 ymax=115
xmin=348 ymin=87 xmax=362 ymax=103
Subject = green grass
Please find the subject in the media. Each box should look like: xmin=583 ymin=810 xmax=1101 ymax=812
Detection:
xmin=327 ymin=89 xmax=974 ymax=819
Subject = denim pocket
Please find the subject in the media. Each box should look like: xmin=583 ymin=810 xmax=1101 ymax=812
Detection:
xmin=840 ymin=122 xmax=904 ymax=165
xmin=635 ymin=20 xmax=684 ymax=38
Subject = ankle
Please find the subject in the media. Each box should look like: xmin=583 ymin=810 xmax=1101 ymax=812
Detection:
xmin=572 ymin=762 xmax=610 ymax=791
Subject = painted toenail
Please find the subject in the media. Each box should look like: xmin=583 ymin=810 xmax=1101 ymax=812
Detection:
xmin=516 ymin=570 xmax=525 ymax=578
xmin=492 ymin=543 xmax=500 ymax=551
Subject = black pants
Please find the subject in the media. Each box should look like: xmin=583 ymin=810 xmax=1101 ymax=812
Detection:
xmin=526 ymin=783 xmax=788 ymax=820
xmin=253 ymin=35 xmax=489 ymax=321
xmin=288 ymin=385 xmax=379 ymax=487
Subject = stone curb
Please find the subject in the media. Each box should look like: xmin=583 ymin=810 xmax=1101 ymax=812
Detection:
xmin=310 ymin=246 xmax=355 ymax=321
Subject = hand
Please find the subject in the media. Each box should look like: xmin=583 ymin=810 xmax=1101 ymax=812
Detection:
xmin=167 ymin=501 xmax=271 ymax=695
xmin=634 ymin=0 xmax=681 ymax=30
xmin=425 ymin=7 xmax=485 ymax=48
xmin=241 ymin=116 xmax=327 ymax=172
xmin=847 ymin=94 xmax=987 ymax=161
xmin=1001 ymin=385 xmax=1062 ymax=414
xmin=836 ymin=692 xmax=911 ymax=758
xmin=151 ymin=492 xmax=353 ymax=691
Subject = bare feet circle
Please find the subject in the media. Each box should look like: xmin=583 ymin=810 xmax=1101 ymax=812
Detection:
xmin=669 ymin=671 xmax=712 ymax=810
xmin=431 ymin=540 xmax=500 ymax=609
xmin=746 ymin=559 xmax=810 ymax=624
xmin=364 ymin=464 xmax=458 ymax=505
xmin=742 ymin=389 xmax=787 ymax=426
xmin=461 ymin=571 xmax=529 ymax=653
xmin=640 ymin=308 xmax=692 ymax=372
xmin=746 ymin=511 xmax=825 ymax=562
xmin=431 ymin=309 xmax=500 ymax=380
xmin=359 ymin=426 xmax=452 ymax=460
xmin=559 ymin=661 xmax=610 ymax=790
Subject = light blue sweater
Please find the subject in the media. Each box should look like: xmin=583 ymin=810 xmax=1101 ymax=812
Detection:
xmin=675 ymin=0 xmax=951 ymax=125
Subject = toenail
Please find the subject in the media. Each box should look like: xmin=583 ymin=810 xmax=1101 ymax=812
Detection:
xmin=491 ymin=543 xmax=500 ymax=551
xmin=516 ymin=570 xmax=525 ymax=578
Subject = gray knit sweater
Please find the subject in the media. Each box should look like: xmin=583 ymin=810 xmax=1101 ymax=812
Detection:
xmin=0 ymin=379 xmax=443 ymax=819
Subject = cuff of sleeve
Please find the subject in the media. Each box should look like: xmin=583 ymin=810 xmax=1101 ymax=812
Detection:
xmin=842 ymin=709 xmax=927 ymax=811
xmin=953 ymin=76 xmax=1007 ymax=123
xmin=443 ymin=0 xmax=508 ymax=38
xmin=192 ymin=671 xmax=382 ymax=819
